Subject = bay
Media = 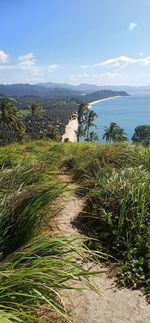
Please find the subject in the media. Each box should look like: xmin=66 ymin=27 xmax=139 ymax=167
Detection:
xmin=92 ymin=92 xmax=150 ymax=143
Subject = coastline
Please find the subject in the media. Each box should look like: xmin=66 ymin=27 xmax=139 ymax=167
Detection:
xmin=88 ymin=95 xmax=121 ymax=109
xmin=62 ymin=96 xmax=121 ymax=142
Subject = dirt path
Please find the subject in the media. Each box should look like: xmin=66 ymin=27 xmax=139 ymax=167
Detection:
xmin=51 ymin=175 xmax=150 ymax=323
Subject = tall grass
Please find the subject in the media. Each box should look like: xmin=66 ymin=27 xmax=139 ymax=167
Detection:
xmin=0 ymin=235 xmax=98 ymax=322
xmin=0 ymin=140 xmax=149 ymax=321
xmin=62 ymin=142 xmax=150 ymax=290
xmin=62 ymin=142 xmax=150 ymax=176
xmin=0 ymin=181 xmax=65 ymax=258
xmin=0 ymin=153 xmax=66 ymax=259
xmin=0 ymin=141 xmax=102 ymax=321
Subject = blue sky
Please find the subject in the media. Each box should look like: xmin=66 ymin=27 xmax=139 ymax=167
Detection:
xmin=1 ymin=0 xmax=150 ymax=85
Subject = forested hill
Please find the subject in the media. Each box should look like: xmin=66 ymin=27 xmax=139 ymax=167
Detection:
xmin=77 ymin=90 xmax=129 ymax=104
xmin=0 ymin=88 xmax=129 ymax=127
xmin=0 ymin=84 xmax=80 ymax=97
xmin=0 ymin=83 xmax=129 ymax=100
xmin=0 ymin=86 xmax=129 ymax=137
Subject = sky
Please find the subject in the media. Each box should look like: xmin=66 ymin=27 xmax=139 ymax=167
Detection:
xmin=1 ymin=0 xmax=150 ymax=85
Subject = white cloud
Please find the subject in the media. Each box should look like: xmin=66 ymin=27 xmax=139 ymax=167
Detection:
xmin=99 ymin=56 xmax=137 ymax=67
xmin=93 ymin=72 xmax=117 ymax=78
xmin=140 ymin=56 xmax=150 ymax=65
xmin=0 ymin=53 xmax=39 ymax=74
xmin=1 ymin=50 xmax=150 ymax=86
xmin=0 ymin=50 xmax=9 ymax=63
xmin=70 ymin=72 xmax=117 ymax=83
xmin=98 ymin=55 xmax=150 ymax=68
xmin=128 ymin=22 xmax=137 ymax=31
xmin=18 ymin=53 xmax=36 ymax=70
xmin=48 ymin=64 xmax=58 ymax=72
xmin=16 ymin=52 xmax=43 ymax=78
xmin=0 ymin=52 xmax=59 ymax=83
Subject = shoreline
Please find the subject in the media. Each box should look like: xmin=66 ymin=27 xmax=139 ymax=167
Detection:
xmin=62 ymin=96 xmax=121 ymax=142
xmin=88 ymin=95 xmax=121 ymax=109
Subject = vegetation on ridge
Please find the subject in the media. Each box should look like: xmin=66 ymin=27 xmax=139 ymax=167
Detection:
xmin=0 ymin=141 xmax=102 ymax=322
xmin=61 ymin=142 xmax=150 ymax=292
xmin=132 ymin=125 xmax=150 ymax=147
xmin=0 ymin=134 xmax=149 ymax=320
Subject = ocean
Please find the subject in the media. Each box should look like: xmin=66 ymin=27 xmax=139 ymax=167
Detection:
xmin=92 ymin=92 xmax=150 ymax=143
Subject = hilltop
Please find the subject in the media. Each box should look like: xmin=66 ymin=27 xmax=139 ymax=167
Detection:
xmin=0 ymin=141 xmax=149 ymax=322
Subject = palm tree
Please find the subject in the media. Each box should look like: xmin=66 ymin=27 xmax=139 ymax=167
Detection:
xmin=30 ymin=101 xmax=43 ymax=117
xmin=0 ymin=100 xmax=17 ymax=125
xmin=76 ymin=104 xmax=88 ymax=142
xmin=77 ymin=103 xmax=88 ymax=124
xmin=48 ymin=127 xmax=62 ymax=142
xmin=132 ymin=125 xmax=150 ymax=147
xmin=11 ymin=106 xmax=26 ymax=141
xmin=0 ymin=100 xmax=26 ymax=145
xmin=75 ymin=124 xmax=85 ymax=141
xmin=103 ymin=122 xmax=128 ymax=143
xmin=84 ymin=110 xmax=97 ymax=141
xmin=88 ymin=131 xmax=99 ymax=142
xmin=26 ymin=102 xmax=44 ymax=140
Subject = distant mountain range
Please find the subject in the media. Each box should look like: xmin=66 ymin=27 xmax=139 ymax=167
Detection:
xmin=38 ymin=82 xmax=102 ymax=93
xmin=0 ymin=82 xmax=130 ymax=98
xmin=0 ymin=84 xmax=80 ymax=97
xmin=38 ymin=82 xmax=150 ymax=94
xmin=0 ymin=82 xmax=150 ymax=98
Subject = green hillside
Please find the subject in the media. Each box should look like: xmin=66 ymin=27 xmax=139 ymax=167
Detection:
xmin=0 ymin=141 xmax=149 ymax=321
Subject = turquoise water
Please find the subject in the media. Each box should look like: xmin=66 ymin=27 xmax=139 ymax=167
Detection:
xmin=92 ymin=93 xmax=150 ymax=143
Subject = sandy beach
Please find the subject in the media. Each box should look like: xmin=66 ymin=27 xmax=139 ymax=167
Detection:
xmin=62 ymin=117 xmax=78 ymax=142
xmin=88 ymin=95 xmax=121 ymax=109
xmin=62 ymin=96 xmax=120 ymax=142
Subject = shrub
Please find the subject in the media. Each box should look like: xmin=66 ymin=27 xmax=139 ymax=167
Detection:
xmin=77 ymin=167 xmax=150 ymax=289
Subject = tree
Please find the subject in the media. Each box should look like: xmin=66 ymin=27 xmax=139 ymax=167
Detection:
xmin=0 ymin=100 xmax=26 ymax=145
xmin=75 ymin=124 xmax=85 ymax=140
xmin=76 ymin=104 xmax=98 ymax=142
xmin=25 ymin=101 xmax=45 ymax=140
xmin=132 ymin=125 xmax=150 ymax=147
xmin=77 ymin=103 xmax=88 ymax=124
xmin=86 ymin=131 xmax=99 ymax=142
xmin=30 ymin=101 xmax=44 ymax=118
xmin=84 ymin=110 xmax=97 ymax=141
xmin=103 ymin=122 xmax=128 ymax=143
xmin=10 ymin=106 xmax=26 ymax=141
xmin=48 ymin=127 xmax=62 ymax=142
xmin=76 ymin=104 xmax=88 ymax=142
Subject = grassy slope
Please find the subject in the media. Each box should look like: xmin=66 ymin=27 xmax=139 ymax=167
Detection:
xmin=0 ymin=141 xmax=98 ymax=322
xmin=62 ymin=142 xmax=150 ymax=292
xmin=0 ymin=140 xmax=149 ymax=321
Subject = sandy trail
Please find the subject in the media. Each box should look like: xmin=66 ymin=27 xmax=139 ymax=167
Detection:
xmin=50 ymin=175 xmax=150 ymax=323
